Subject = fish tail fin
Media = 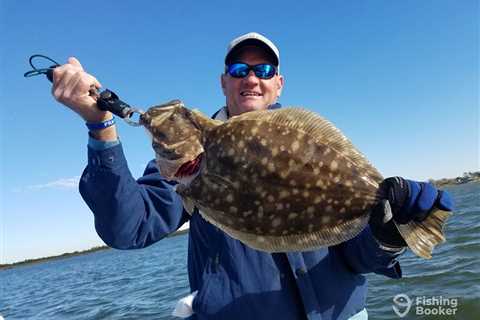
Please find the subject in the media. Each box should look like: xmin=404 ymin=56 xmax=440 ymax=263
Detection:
xmin=394 ymin=208 xmax=451 ymax=259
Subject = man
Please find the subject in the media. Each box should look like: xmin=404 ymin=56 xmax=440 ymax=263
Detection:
xmin=52 ymin=32 xmax=453 ymax=320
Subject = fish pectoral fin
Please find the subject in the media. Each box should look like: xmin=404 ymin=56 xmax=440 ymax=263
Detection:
xmin=181 ymin=196 xmax=196 ymax=215
xmin=394 ymin=208 xmax=451 ymax=259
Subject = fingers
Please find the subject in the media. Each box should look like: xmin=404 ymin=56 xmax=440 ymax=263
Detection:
xmin=67 ymin=56 xmax=83 ymax=69
xmin=51 ymin=57 xmax=105 ymax=121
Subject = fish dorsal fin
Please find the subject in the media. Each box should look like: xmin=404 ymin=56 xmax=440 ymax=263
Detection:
xmin=230 ymin=107 xmax=383 ymax=182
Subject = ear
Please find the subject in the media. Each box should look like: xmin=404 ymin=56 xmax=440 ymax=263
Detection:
xmin=276 ymin=75 xmax=285 ymax=98
xmin=220 ymin=74 xmax=227 ymax=96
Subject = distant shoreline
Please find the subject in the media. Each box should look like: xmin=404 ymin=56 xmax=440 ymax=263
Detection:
xmin=0 ymin=229 xmax=189 ymax=270
xmin=430 ymin=172 xmax=480 ymax=188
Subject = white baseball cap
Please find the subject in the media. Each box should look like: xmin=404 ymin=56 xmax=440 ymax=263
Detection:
xmin=225 ymin=32 xmax=280 ymax=70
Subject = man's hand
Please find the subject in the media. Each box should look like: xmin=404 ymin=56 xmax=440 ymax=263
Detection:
xmin=370 ymin=177 xmax=454 ymax=248
xmin=52 ymin=57 xmax=111 ymax=123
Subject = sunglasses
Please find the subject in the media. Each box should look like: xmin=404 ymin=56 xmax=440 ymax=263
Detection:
xmin=226 ymin=63 xmax=277 ymax=79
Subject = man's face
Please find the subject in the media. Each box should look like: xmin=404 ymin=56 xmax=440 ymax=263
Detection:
xmin=221 ymin=46 xmax=284 ymax=117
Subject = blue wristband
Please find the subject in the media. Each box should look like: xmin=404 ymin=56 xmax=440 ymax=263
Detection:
xmin=86 ymin=117 xmax=115 ymax=131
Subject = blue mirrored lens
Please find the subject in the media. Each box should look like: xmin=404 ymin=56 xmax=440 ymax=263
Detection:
xmin=227 ymin=63 xmax=276 ymax=79
xmin=253 ymin=64 xmax=276 ymax=79
xmin=228 ymin=64 xmax=250 ymax=78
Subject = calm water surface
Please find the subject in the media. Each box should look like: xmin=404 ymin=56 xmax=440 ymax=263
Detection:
xmin=1 ymin=183 xmax=478 ymax=319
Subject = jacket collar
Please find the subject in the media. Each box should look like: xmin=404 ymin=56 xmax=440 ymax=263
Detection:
xmin=212 ymin=103 xmax=282 ymax=121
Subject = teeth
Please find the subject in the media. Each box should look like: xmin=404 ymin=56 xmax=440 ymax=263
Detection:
xmin=241 ymin=92 xmax=261 ymax=96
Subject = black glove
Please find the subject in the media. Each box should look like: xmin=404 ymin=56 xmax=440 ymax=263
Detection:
xmin=370 ymin=177 xmax=454 ymax=248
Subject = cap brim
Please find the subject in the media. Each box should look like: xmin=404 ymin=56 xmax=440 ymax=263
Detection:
xmin=225 ymin=39 xmax=279 ymax=66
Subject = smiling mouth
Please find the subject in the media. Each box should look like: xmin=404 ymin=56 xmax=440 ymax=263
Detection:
xmin=241 ymin=91 xmax=262 ymax=97
xmin=174 ymin=154 xmax=203 ymax=177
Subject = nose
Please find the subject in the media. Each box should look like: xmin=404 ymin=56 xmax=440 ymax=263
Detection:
xmin=243 ymin=70 xmax=260 ymax=85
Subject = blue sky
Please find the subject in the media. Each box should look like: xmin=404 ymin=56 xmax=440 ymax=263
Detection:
xmin=1 ymin=0 xmax=478 ymax=263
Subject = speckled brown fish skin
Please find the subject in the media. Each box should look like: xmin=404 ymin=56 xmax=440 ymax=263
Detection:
xmin=177 ymin=108 xmax=383 ymax=251
xmin=141 ymin=103 xmax=449 ymax=258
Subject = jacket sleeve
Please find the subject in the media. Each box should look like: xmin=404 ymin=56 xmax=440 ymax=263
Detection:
xmin=79 ymin=143 xmax=190 ymax=249
xmin=333 ymin=225 xmax=404 ymax=279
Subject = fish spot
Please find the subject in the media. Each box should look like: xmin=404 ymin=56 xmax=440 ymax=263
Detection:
xmin=238 ymin=140 xmax=245 ymax=148
xmin=307 ymin=206 xmax=315 ymax=214
xmin=333 ymin=176 xmax=341 ymax=183
xmin=288 ymin=212 xmax=298 ymax=219
xmin=280 ymin=171 xmax=289 ymax=179
xmin=325 ymin=205 xmax=333 ymax=212
xmin=275 ymin=203 xmax=284 ymax=210
xmin=289 ymin=180 xmax=297 ymax=186
xmin=261 ymin=157 xmax=268 ymax=165
xmin=292 ymin=188 xmax=299 ymax=195
xmin=345 ymin=199 xmax=352 ymax=206
xmin=226 ymin=194 xmax=234 ymax=203
xmin=279 ymin=190 xmax=290 ymax=199
xmin=229 ymin=206 xmax=238 ymax=214
xmin=303 ymin=191 xmax=310 ymax=198
xmin=260 ymin=139 xmax=268 ymax=146
xmin=288 ymin=159 xmax=296 ymax=167
xmin=323 ymin=148 xmax=331 ymax=156
xmin=291 ymin=140 xmax=300 ymax=152
xmin=271 ymin=147 xmax=279 ymax=156
xmin=339 ymin=207 xmax=346 ymax=213
xmin=280 ymin=145 xmax=286 ymax=152
xmin=228 ymin=148 xmax=235 ymax=156
xmin=257 ymin=236 xmax=266 ymax=243
xmin=313 ymin=168 xmax=320 ymax=175
xmin=330 ymin=160 xmax=338 ymax=171
xmin=267 ymin=162 xmax=275 ymax=172
xmin=314 ymin=196 xmax=322 ymax=204
xmin=272 ymin=218 xmax=282 ymax=228
xmin=257 ymin=207 xmax=264 ymax=218
xmin=322 ymin=215 xmax=331 ymax=224
xmin=243 ymin=210 xmax=253 ymax=217
xmin=345 ymin=180 xmax=353 ymax=187
xmin=267 ymin=195 xmax=275 ymax=202
xmin=251 ymin=127 xmax=259 ymax=135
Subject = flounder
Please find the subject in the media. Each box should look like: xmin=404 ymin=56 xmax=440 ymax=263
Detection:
xmin=140 ymin=100 xmax=450 ymax=259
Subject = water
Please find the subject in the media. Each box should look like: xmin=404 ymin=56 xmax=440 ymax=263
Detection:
xmin=1 ymin=183 xmax=478 ymax=319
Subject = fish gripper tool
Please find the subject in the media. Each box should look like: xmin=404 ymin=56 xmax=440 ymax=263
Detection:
xmin=24 ymin=54 xmax=144 ymax=126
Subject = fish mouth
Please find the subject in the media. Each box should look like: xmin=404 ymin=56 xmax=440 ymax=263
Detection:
xmin=174 ymin=153 xmax=203 ymax=178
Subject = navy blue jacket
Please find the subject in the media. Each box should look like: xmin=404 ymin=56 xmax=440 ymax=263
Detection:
xmin=79 ymin=105 xmax=403 ymax=319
